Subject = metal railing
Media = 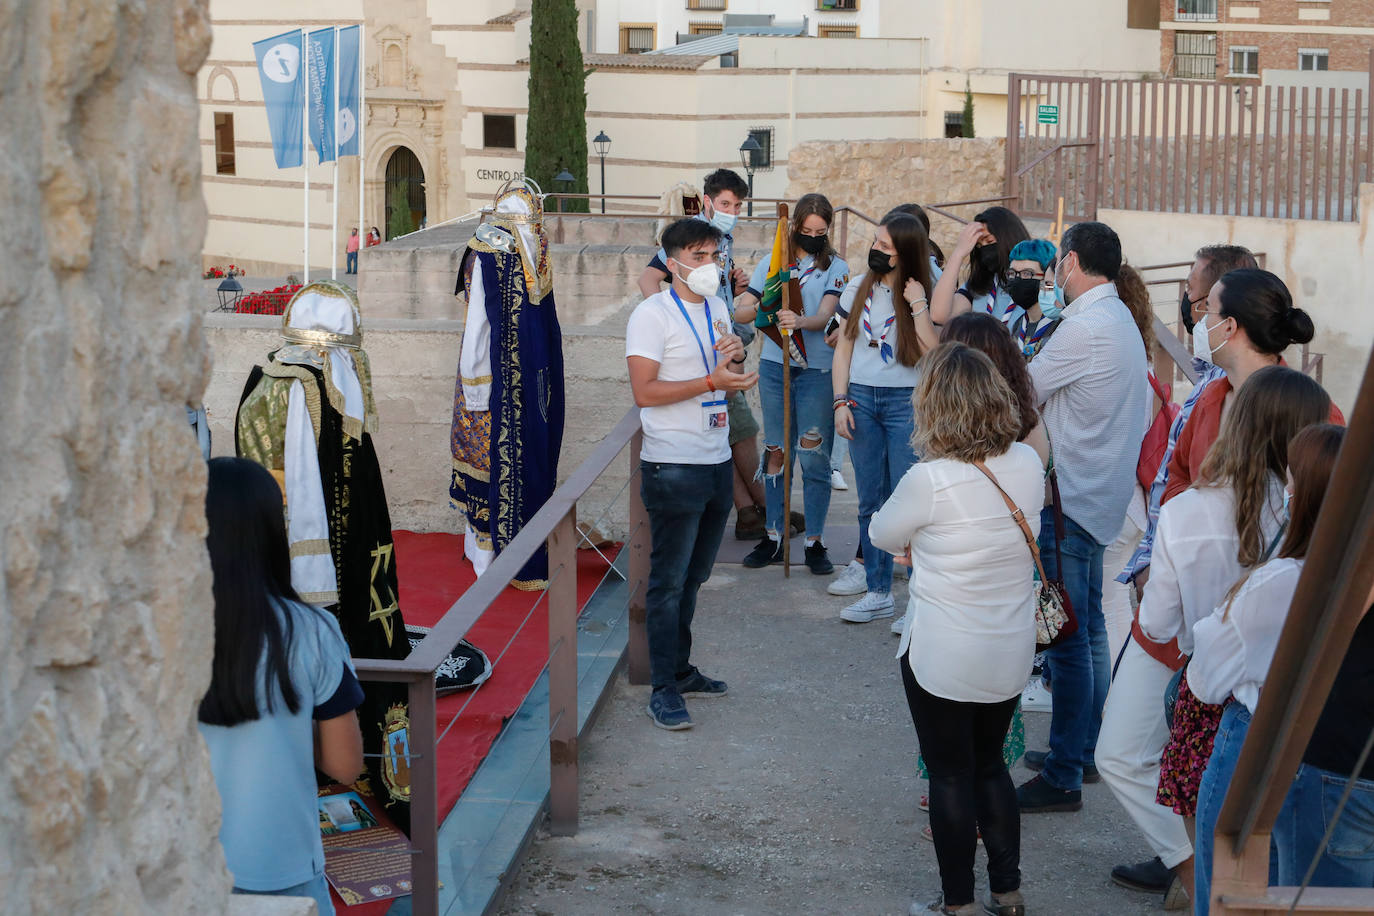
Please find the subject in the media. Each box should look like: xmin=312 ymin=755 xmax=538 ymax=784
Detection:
xmin=351 ymin=407 xmax=647 ymax=916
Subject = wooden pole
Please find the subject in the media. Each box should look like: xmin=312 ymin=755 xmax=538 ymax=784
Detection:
xmin=779 ymin=202 xmax=792 ymax=578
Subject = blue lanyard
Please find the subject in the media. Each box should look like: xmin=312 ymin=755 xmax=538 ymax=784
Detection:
xmin=669 ymin=288 xmax=717 ymax=375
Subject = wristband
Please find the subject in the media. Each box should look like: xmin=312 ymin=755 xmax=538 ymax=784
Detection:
xmin=729 ymin=357 xmax=745 ymax=366
xmin=705 ymin=375 xmax=717 ymax=393
xmin=833 ymin=398 xmax=856 ymax=411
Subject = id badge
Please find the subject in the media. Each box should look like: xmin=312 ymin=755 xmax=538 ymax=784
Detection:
xmin=702 ymin=398 xmax=729 ymax=432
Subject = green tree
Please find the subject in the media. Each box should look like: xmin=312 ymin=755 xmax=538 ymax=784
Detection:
xmin=526 ymin=0 xmax=589 ymax=213
xmin=962 ymin=80 xmax=976 ymax=138
xmin=387 ymin=182 xmax=415 ymax=239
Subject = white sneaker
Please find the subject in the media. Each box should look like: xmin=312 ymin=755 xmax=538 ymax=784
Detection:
xmin=1021 ymin=676 xmax=1053 ymax=712
xmin=841 ymin=591 xmax=895 ymax=623
xmin=891 ymin=613 xmax=907 ymax=636
xmin=831 ymin=469 xmax=849 ymax=490
xmin=827 ymin=559 xmax=867 ymax=596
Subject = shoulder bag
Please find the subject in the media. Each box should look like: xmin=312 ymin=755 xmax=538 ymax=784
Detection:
xmin=973 ymin=459 xmax=1076 ymax=648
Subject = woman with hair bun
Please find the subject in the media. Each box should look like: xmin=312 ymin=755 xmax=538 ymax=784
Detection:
xmin=1163 ymin=268 xmax=1341 ymax=502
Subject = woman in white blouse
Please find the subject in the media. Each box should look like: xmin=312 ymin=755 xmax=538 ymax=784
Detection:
xmin=1189 ymin=423 xmax=1344 ymax=916
xmin=1096 ymin=366 xmax=1333 ymax=906
xmin=869 ymin=342 xmax=1045 ymax=916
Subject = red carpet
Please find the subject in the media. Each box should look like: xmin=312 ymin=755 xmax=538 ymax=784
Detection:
xmin=336 ymin=530 xmax=617 ymax=912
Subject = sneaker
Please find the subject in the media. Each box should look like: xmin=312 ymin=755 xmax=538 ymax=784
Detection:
xmin=1163 ymin=875 xmax=1190 ymax=911
xmin=891 ymin=613 xmax=907 ymax=636
xmin=831 ymin=469 xmax=849 ymax=490
xmin=841 ymin=591 xmax=895 ymax=623
xmin=827 ymin=559 xmax=867 ymax=596
xmin=742 ymin=537 xmax=782 ymax=569
xmin=914 ymin=897 xmax=979 ymax=916
xmin=984 ymin=889 xmax=1026 ymax=916
xmin=1020 ymin=677 xmax=1052 ymax=712
xmin=734 ymin=505 xmax=765 ymax=541
xmin=1110 ymin=857 xmax=1174 ymax=894
xmin=646 ymin=688 xmax=692 ymax=730
xmin=676 ymin=670 xmax=728 ymax=698
xmin=1015 ymin=773 xmax=1082 ymax=812
xmin=1022 ymin=749 xmax=1100 ymax=784
xmin=804 ymin=541 xmax=834 ymax=575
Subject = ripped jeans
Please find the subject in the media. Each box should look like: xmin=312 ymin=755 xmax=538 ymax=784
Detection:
xmin=758 ymin=359 xmax=834 ymax=541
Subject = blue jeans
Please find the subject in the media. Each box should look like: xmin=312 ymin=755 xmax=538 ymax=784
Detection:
xmin=640 ymin=460 xmax=733 ymax=689
xmin=758 ymin=360 xmax=833 ymax=540
xmin=1275 ymin=762 xmax=1374 ymax=888
xmin=1039 ymin=510 xmax=1108 ymax=791
xmin=346 ymin=250 xmax=358 ymax=274
xmin=234 ymin=873 xmax=335 ymax=916
xmin=1195 ymin=702 xmax=1251 ymax=916
xmin=848 ymin=383 xmax=918 ymax=595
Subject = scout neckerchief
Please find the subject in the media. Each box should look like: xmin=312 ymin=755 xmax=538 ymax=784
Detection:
xmin=862 ymin=286 xmax=896 ymax=364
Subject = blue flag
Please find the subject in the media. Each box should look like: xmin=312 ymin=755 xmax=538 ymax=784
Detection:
xmin=336 ymin=26 xmax=361 ymax=157
xmin=253 ymin=30 xmax=305 ymax=169
xmin=306 ymin=28 xmax=336 ymax=164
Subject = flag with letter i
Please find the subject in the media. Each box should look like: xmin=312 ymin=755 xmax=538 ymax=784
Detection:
xmin=336 ymin=25 xmax=361 ymax=157
xmin=253 ymin=29 xmax=305 ymax=169
xmin=306 ymin=27 xmax=337 ymax=163
xmin=754 ymin=213 xmax=808 ymax=368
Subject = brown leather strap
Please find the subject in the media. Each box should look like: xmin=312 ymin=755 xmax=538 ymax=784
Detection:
xmin=972 ymin=460 xmax=1051 ymax=589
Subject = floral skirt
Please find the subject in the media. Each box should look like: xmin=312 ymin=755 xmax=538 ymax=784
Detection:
xmin=1157 ymin=669 xmax=1226 ymax=817
xmin=917 ymin=703 xmax=1026 ymax=778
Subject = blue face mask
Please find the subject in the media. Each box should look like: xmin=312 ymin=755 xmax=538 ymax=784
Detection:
xmin=709 ymin=209 xmax=738 ymax=235
xmin=1038 ymin=287 xmax=1062 ymax=321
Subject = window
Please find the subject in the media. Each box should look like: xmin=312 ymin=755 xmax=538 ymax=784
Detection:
xmin=944 ymin=111 xmax=964 ymax=139
xmin=1299 ymin=48 xmax=1329 ymax=71
xmin=619 ymin=23 xmax=656 ymax=54
xmin=687 ymin=0 xmax=726 ymax=9
xmin=688 ymin=22 xmax=723 ymax=36
xmin=1229 ymin=45 xmax=1259 ymax=76
xmin=1127 ymin=0 xmax=1160 ymax=29
xmin=1174 ymin=31 xmax=1217 ymax=79
xmin=745 ymin=127 xmax=774 ymax=171
xmin=818 ymin=24 xmax=859 ymax=37
xmin=818 ymin=0 xmax=859 ymax=9
xmin=213 ymin=112 xmax=235 ymax=175
xmin=483 ymin=114 xmax=516 ymax=149
xmin=1175 ymin=0 xmax=1217 ymax=21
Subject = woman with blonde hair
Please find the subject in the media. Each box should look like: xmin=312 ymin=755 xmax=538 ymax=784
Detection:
xmin=871 ymin=342 xmax=1045 ymax=916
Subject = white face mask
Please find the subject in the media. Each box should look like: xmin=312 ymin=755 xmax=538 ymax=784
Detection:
xmin=671 ymin=258 xmax=721 ymax=298
xmin=1191 ymin=313 xmax=1230 ymax=364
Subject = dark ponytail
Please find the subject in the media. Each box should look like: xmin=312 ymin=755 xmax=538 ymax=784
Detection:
xmin=1216 ymin=268 xmax=1315 ymax=354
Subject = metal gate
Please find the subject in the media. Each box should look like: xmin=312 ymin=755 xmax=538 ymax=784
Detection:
xmin=1005 ymin=75 xmax=1102 ymax=223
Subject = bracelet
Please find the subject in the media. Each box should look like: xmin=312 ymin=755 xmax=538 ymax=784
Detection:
xmin=705 ymin=375 xmax=716 ymax=393
xmin=729 ymin=357 xmax=745 ymax=366
xmin=914 ymin=304 xmax=930 ymax=318
xmin=833 ymin=398 xmax=856 ymax=411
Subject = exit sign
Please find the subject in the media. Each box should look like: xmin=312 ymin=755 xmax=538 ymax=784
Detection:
xmin=1037 ymin=105 xmax=1059 ymax=124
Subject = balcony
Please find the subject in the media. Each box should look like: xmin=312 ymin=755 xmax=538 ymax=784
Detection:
xmin=818 ymin=0 xmax=859 ymax=10
xmin=687 ymin=0 xmax=727 ymax=10
xmin=1175 ymin=0 xmax=1217 ymax=22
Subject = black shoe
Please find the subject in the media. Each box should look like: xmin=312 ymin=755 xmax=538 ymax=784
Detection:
xmin=1110 ymin=857 xmax=1174 ymax=894
xmin=1016 ymin=774 xmax=1082 ymax=812
xmin=1022 ymin=749 xmax=1100 ymax=784
xmin=804 ymin=541 xmax=834 ymax=575
xmin=742 ymin=537 xmax=782 ymax=568
xmin=676 ymin=669 xmax=728 ymax=698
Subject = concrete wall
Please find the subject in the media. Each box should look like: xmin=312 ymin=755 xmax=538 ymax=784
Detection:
xmin=0 ymin=0 xmax=235 ymax=911
xmin=203 ymin=316 xmax=636 ymax=537
xmin=1101 ymin=183 xmax=1374 ymax=413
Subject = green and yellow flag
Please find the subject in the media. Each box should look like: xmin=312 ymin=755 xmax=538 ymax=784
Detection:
xmin=754 ymin=216 xmax=808 ymax=366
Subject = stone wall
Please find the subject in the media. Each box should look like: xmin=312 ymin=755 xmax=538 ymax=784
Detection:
xmin=0 ymin=1 xmax=235 ymax=913
xmin=786 ymin=138 xmax=1008 ymax=261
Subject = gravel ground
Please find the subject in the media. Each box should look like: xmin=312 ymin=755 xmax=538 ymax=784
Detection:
xmin=497 ymin=562 xmax=1170 ymax=916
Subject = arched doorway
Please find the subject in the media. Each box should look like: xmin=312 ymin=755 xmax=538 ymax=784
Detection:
xmin=384 ymin=147 xmax=426 ymax=239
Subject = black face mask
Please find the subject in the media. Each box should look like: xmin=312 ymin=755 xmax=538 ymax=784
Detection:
xmin=868 ymin=248 xmax=894 ymax=274
xmin=796 ymin=233 xmax=828 ymax=256
xmin=975 ymin=244 xmax=1002 ymax=274
xmin=1180 ymin=290 xmax=1198 ymax=335
xmin=1007 ymin=277 xmax=1040 ymax=308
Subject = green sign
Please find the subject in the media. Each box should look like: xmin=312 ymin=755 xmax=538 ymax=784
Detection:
xmin=1037 ymin=104 xmax=1059 ymax=125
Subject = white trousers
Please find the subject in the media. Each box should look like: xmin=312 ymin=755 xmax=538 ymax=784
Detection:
xmin=1098 ymin=639 xmax=1193 ymax=868
xmin=1102 ymin=487 xmax=1146 ymax=663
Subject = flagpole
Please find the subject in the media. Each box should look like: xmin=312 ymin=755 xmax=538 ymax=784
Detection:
xmin=302 ymin=27 xmax=309 ymax=285
xmin=778 ymin=202 xmax=793 ymax=579
xmin=331 ymin=26 xmax=339 ymax=281
xmin=358 ymin=23 xmax=366 ymax=258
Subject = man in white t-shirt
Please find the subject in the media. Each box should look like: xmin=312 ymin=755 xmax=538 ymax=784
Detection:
xmin=626 ymin=218 xmax=757 ymax=730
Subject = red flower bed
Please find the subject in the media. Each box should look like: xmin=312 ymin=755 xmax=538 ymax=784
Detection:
xmin=235 ymin=284 xmax=302 ymax=316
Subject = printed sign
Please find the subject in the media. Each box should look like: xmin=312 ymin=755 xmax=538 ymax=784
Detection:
xmin=1037 ymin=105 xmax=1059 ymax=125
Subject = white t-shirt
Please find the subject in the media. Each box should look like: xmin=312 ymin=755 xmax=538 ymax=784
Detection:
xmin=626 ymin=289 xmax=732 ymax=465
xmin=870 ymin=443 xmax=1047 ymax=703
xmin=837 ymin=276 xmax=924 ymax=389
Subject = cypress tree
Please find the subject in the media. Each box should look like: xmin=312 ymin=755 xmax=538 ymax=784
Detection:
xmin=526 ymin=0 xmax=589 ymax=213
xmin=962 ymin=80 xmax=976 ymax=139
xmin=387 ymin=182 xmax=414 ymax=239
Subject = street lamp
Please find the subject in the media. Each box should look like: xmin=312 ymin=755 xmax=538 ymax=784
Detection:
xmin=216 ymin=275 xmax=243 ymax=312
xmin=593 ymin=130 xmax=611 ymax=214
xmin=554 ymin=169 xmax=575 ymax=214
xmin=739 ymin=135 xmax=762 ymax=216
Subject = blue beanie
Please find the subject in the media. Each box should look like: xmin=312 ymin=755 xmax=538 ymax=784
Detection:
xmin=1008 ymin=239 xmax=1057 ymax=270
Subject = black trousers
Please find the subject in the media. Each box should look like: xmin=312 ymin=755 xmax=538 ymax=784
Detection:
xmin=901 ymin=654 xmax=1021 ymax=905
